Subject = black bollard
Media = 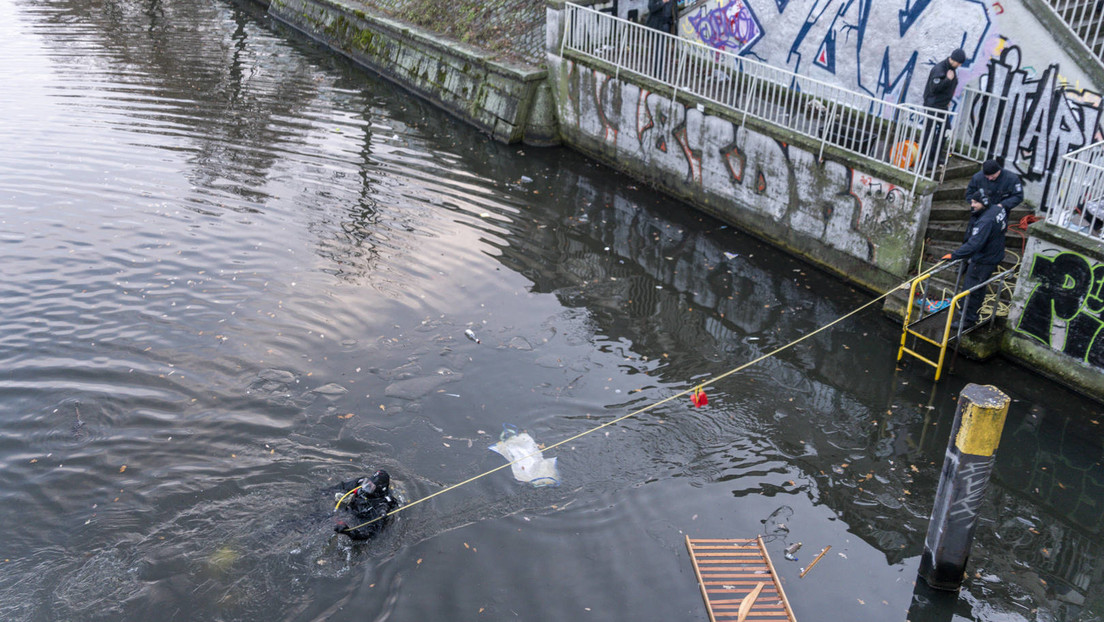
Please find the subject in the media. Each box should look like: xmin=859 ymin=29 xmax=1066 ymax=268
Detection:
xmin=918 ymin=383 xmax=1010 ymax=591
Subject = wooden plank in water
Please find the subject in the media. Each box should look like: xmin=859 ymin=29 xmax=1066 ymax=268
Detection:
xmin=686 ymin=535 xmax=797 ymax=622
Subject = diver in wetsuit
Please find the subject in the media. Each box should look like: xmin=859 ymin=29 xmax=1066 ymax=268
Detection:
xmin=333 ymin=469 xmax=399 ymax=540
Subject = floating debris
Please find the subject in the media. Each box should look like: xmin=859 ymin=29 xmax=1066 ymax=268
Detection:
xmin=311 ymin=383 xmax=348 ymax=397
xmin=489 ymin=426 xmax=559 ymax=487
xmin=799 ymin=545 xmax=831 ymax=578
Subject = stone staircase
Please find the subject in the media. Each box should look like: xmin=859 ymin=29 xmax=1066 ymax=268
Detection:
xmin=884 ymin=157 xmax=1033 ymax=358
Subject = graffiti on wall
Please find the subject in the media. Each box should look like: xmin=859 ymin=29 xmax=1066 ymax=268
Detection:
xmin=684 ymin=0 xmax=762 ymax=53
xmin=666 ymin=2 xmax=1101 ymax=208
xmin=558 ymin=60 xmax=918 ymax=269
xmin=677 ymin=0 xmax=992 ymax=103
xmin=1016 ymin=250 xmax=1104 ymax=369
xmin=965 ymin=44 xmax=1103 ymax=192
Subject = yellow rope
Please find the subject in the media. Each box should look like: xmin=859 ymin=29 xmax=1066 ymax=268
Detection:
xmin=976 ymin=249 xmax=1022 ymax=322
xmin=338 ymin=262 xmax=949 ymax=533
xmin=334 ymin=485 xmax=361 ymax=512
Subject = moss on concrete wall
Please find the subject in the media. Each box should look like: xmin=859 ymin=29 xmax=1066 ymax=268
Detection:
xmin=268 ymin=0 xmax=558 ymax=144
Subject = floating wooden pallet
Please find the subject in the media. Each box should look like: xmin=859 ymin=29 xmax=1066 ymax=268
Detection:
xmin=686 ymin=536 xmax=797 ymax=622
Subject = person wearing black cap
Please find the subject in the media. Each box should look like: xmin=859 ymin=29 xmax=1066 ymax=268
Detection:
xmin=921 ymin=48 xmax=966 ymax=172
xmin=333 ymin=469 xmax=400 ymax=540
xmin=940 ymin=159 xmax=1013 ymax=330
xmin=965 ymin=159 xmax=1023 ymax=219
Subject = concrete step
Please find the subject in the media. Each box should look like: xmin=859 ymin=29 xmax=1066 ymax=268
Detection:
xmin=927 ymin=221 xmax=1033 ymax=248
xmin=943 ymin=158 xmax=977 ymax=180
xmin=928 ymin=201 xmax=1034 ymax=223
xmin=933 ymin=177 xmax=971 ymax=201
xmin=928 ymin=200 xmax=969 ymax=221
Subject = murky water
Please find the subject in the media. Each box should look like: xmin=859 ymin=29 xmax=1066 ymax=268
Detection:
xmin=1 ymin=0 xmax=1101 ymax=620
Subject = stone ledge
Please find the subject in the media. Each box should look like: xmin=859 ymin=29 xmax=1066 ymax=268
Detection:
xmin=1003 ymin=333 xmax=1104 ymax=403
xmin=268 ymin=0 xmax=559 ymax=144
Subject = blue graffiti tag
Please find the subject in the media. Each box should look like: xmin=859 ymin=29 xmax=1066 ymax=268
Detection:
xmin=687 ymin=0 xmax=763 ymax=53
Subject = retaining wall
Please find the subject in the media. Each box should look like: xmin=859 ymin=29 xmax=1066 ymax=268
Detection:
xmin=1006 ymin=222 xmax=1104 ymax=399
xmin=545 ymin=3 xmax=931 ymax=293
xmin=268 ymin=0 xmax=559 ymax=145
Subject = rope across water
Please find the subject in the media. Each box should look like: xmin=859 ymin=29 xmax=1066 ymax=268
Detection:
xmin=339 ymin=261 xmax=951 ymax=533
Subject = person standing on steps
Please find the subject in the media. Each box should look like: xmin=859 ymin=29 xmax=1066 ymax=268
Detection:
xmin=941 ymin=161 xmax=1010 ymax=330
xmin=965 ymin=158 xmax=1023 ymax=220
xmin=922 ymin=48 xmax=966 ymax=172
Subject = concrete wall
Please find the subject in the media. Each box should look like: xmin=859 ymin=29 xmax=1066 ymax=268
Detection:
xmin=1006 ymin=222 xmax=1104 ymax=400
xmin=268 ymin=0 xmax=559 ymax=145
xmin=546 ymin=7 xmax=928 ymax=292
xmin=672 ymin=0 xmax=1104 ymax=208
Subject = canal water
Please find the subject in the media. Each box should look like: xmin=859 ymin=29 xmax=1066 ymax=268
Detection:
xmin=1 ymin=0 xmax=1101 ymax=620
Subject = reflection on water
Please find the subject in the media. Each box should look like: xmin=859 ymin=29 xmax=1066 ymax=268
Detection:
xmin=1 ymin=0 xmax=1101 ymax=620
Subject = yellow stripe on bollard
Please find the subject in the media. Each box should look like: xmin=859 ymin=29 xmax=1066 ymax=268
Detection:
xmin=953 ymin=385 xmax=1009 ymax=457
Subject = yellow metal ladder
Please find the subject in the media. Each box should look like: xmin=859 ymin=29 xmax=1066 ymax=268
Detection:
xmin=897 ymin=266 xmax=969 ymax=381
xmin=897 ymin=262 xmax=1017 ymax=380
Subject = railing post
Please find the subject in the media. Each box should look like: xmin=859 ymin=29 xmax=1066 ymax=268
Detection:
xmin=818 ymin=100 xmax=838 ymax=162
xmin=560 ymin=4 xmax=571 ymax=58
xmin=671 ymin=37 xmax=686 ymax=103
xmin=918 ymin=383 xmax=1010 ymax=590
xmin=614 ymin=13 xmax=624 ymax=82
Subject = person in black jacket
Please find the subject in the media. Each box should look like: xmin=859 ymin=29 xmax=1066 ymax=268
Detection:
xmin=646 ymin=0 xmax=673 ymax=32
xmin=965 ymin=159 xmax=1024 ymax=219
xmin=921 ymin=48 xmax=965 ymax=172
xmin=333 ymin=470 xmax=400 ymax=540
xmin=941 ymin=187 xmax=1008 ymax=329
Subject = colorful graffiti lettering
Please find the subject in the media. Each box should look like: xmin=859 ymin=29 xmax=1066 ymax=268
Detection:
xmin=557 ymin=61 xmax=921 ymax=269
xmin=680 ymin=0 xmax=991 ymax=104
xmin=685 ymin=0 xmax=762 ymax=53
xmin=1016 ymin=250 xmax=1104 ymax=369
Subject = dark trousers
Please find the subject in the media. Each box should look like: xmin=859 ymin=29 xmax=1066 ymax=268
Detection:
xmin=960 ymin=261 xmax=998 ymax=325
xmin=922 ymin=112 xmax=948 ymax=171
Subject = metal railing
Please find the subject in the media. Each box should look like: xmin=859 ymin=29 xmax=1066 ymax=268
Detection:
xmin=948 ymin=86 xmax=1010 ymax=163
xmin=1045 ymin=140 xmax=1104 ymax=242
xmin=1041 ymin=0 xmax=1104 ymax=66
xmin=560 ymin=3 xmax=949 ymax=191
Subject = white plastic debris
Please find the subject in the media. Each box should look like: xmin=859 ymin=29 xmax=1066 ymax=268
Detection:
xmin=489 ymin=426 xmax=560 ymax=487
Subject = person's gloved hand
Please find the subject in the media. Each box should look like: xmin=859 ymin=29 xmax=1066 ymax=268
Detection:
xmin=941 ymin=254 xmax=952 ymax=260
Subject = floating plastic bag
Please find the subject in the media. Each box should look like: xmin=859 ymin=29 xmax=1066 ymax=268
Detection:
xmin=489 ymin=425 xmax=560 ymax=487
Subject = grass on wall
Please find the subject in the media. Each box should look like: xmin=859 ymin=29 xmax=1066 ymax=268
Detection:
xmin=391 ymin=0 xmax=543 ymax=59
